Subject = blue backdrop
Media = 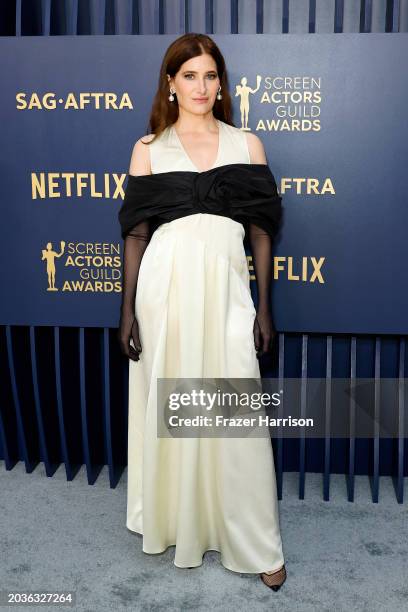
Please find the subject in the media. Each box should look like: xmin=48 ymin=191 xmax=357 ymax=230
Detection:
xmin=1 ymin=33 xmax=407 ymax=333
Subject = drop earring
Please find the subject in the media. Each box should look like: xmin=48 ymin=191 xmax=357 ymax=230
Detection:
xmin=216 ymin=87 xmax=222 ymax=100
xmin=168 ymin=88 xmax=175 ymax=102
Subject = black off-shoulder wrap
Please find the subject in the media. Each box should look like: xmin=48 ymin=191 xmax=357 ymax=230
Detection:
xmin=118 ymin=162 xmax=283 ymax=246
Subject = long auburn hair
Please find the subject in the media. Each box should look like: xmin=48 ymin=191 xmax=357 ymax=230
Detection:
xmin=142 ymin=33 xmax=235 ymax=145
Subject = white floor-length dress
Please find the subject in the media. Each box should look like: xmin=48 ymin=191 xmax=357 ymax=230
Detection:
xmin=126 ymin=119 xmax=285 ymax=573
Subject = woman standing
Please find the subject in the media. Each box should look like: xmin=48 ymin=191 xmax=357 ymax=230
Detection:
xmin=118 ymin=33 xmax=286 ymax=591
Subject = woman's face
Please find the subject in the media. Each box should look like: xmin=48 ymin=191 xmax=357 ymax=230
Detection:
xmin=167 ymin=53 xmax=220 ymax=116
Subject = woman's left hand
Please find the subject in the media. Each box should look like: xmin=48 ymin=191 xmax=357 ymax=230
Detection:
xmin=253 ymin=309 xmax=277 ymax=358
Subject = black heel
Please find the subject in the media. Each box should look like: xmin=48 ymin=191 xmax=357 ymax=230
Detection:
xmin=260 ymin=564 xmax=286 ymax=591
xmin=271 ymin=583 xmax=282 ymax=592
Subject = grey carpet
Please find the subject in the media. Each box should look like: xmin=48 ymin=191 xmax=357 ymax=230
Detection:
xmin=0 ymin=462 xmax=407 ymax=612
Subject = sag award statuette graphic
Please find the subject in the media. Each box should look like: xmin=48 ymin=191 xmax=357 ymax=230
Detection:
xmin=235 ymin=75 xmax=262 ymax=130
xmin=41 ymin=241 xmax=65 ymax=291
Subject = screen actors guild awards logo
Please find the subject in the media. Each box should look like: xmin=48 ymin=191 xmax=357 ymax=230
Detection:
xmin=235 ymin=75 xmax=262 ymax=130
xmin=41 ymin=241 xmax=65 ymax=291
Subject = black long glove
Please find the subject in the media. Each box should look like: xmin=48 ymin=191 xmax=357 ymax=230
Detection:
xmin=248 ymin=222 xmax=277 ymax=358
xmin=117 ymin=221 xmax=150 ymax=361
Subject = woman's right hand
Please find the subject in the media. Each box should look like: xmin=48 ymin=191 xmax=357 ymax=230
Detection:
xmin=117 ymin=310 xmax=142 ymax=361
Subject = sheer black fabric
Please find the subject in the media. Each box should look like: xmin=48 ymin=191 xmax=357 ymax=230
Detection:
xmin=249 ymin=222 xmax=277 ymax=356
xmin=117 ymin=220 xmax=151 ymax=360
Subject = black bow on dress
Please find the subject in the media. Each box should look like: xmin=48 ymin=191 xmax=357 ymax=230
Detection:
xmin=118 ymin=162 xmax=283 ymax=241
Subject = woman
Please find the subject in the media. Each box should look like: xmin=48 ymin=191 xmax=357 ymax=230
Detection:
xmin=117 ymin=33 xmax=286 ymax=591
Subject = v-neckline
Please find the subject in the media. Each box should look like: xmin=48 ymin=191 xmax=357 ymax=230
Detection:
xmin=172 ymin=119 xmax=222 ymax=174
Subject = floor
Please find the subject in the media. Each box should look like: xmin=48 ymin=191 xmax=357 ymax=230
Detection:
xmin=0 ymin=462 xmax=407 ymax=612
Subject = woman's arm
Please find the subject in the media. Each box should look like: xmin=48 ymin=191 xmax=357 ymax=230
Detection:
xmin=245 ymin=133 xmax=277 ymax=357
xmin=117 ymin=137 xmax=152 ymax=361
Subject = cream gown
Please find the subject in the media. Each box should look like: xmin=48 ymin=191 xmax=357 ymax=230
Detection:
xmin=126 ymin=119 xmax=285 ymax=573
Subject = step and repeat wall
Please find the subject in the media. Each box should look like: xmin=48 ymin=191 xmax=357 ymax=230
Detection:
xmin=1 ymin=33 xmax=407 ymax=334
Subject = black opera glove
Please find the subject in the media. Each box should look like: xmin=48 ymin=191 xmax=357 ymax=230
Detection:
xmin=253 ymin=310 xmax=277 ymax=358
xmin=118 ymin=310 xmax=143 ymax=362
xmin=117 ymin=221 xmax=150 ymax=362
xmin=249 ymin=222 xmax=278 ymax=358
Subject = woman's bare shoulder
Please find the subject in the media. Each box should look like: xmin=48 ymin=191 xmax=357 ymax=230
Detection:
xmin=245 ymin=131 xmax=267 ymax=165
xmin=129 ymin=133 xmax=155 ymax=175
